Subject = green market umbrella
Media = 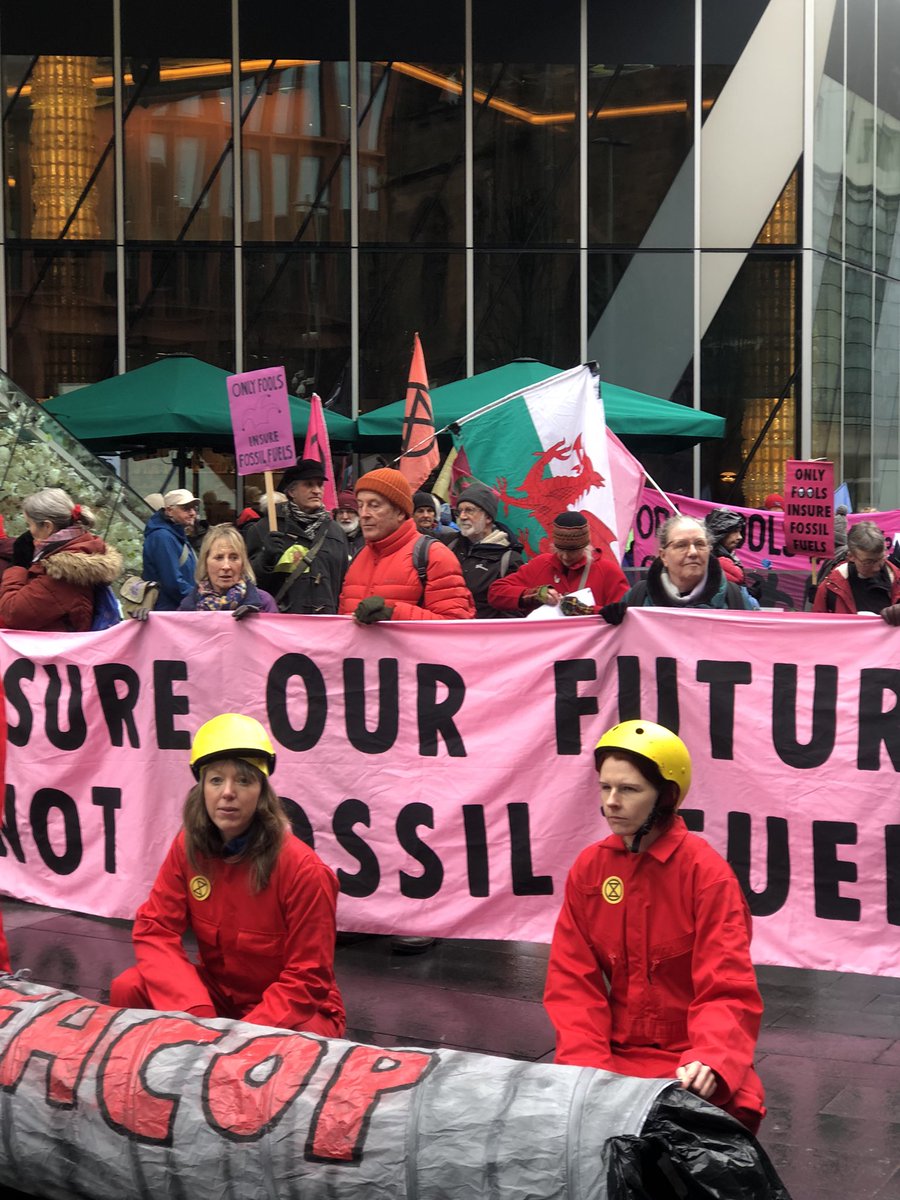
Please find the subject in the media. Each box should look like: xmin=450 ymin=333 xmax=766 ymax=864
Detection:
xmin=44 ymin=357 xmax=357 ymax=451
xmin=357 ymin=361 xmax=724 ymax=454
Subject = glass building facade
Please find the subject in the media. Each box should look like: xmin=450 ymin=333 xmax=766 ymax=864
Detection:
xmin=0 ymin=0 xmax=898 ymax=508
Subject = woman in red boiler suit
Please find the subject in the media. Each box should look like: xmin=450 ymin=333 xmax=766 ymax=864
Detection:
xmin=110 ymin=713 xmax=345 ymax=1036
xmin=544 ymin=720 xmax=766 ymax=1133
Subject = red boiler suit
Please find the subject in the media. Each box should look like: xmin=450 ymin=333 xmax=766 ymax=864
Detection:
xmin=111 ymin=831 xmax=345 ymax=1036
xmin=544 ymin=818 xmax=765 ymax=1133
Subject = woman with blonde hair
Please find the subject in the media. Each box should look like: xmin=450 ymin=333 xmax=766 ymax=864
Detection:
xmin=109 ymin=713 xmax=345 ymax=1034
xmin=179 ymin=523 xmax=278 ymax=614
xmin=0 ymin=488 xmax=122 ymax=632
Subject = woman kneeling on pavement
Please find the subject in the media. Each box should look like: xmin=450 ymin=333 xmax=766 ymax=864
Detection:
xmin=543 ymin=720 xmax=766 ymax=1134
xmin=179 ymin=523 xmax=278 ymax=615
xmin=110 ymin=714 xmax=345 ymax=1035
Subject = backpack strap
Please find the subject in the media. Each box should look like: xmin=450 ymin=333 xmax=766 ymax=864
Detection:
xmin=273 ymin=523 xmax=331 ymax=609
xmin=499 ymin=549 xmax=512 ymax=578
xmin=413 ymin=535 xmax=436 ymax=602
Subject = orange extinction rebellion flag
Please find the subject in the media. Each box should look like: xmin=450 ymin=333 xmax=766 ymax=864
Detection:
xmin=398 ymin=332 xmax=440 ymax=491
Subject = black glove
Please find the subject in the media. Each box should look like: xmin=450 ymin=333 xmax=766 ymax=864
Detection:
xmin=265 ymin=531 xmax=291 ymax=552
xmin=599 ymin=601 xmax=627 ymax=626
xmin=11 ymin=531 xmax=34 ymax=568
xmin=232 ymin=603 xmax=261 ymax=621
xmin=881 ymin=604 xmax=900 ymax=626
xmin=354 ymin=596 xmax=394 ymax=625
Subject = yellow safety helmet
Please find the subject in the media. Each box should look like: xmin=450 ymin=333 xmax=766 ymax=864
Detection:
xmin=190 ymin=713 xmax=276 ymax=779
xmin=594 ymin=720 xmax=691 ymax=806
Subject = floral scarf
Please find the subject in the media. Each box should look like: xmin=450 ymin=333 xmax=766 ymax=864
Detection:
xmin=196 ymin=578 xmax=248 ymax=611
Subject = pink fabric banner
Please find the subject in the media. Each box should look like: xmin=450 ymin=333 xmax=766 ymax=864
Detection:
xmin=1 ymin=612 xmax=898 ymax=975
xmin=633 ymin=486 xmax=900 ymax=598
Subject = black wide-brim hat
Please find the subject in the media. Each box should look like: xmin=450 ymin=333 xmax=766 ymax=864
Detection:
xmin=278 ymin=459 xmax=327 ymax=491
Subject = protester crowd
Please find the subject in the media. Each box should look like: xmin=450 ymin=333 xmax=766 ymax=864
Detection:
xmin=2 ymin=456 xmax=897 ymax=1158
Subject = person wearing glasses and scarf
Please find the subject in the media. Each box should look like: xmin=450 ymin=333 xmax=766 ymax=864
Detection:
xmin=600 ymin=515 xmax=758 ymax=624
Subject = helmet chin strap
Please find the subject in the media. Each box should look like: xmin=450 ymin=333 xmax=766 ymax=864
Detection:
xmin=628 ymin=800 xmax=661 ymax=854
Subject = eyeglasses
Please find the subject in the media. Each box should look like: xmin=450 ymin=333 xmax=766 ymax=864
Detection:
xmin=663 ymin=539 xmax=709 ymax=552
xmin=851 ymin=552 xmax=885 ymax=567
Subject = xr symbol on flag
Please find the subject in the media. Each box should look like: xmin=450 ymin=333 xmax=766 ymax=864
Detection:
xmin=402 ymin=386 xmax=436 ymax=458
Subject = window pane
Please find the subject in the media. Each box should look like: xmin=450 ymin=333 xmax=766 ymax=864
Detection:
xmin=356 ymin=62 xmax=465 ymax=245
xmin=124 ymin=248 xmax=234 ymax=370
xmin=811 ymin=252 xmax=843 ymax=464
xmin=843 ymin=266 xmax=873 ymax=504
xmin=473 ymin=0 xmax=578 ymax=247
xmin=359 ymin=250 xmax=466 ymax=407
xmin=700 ymin=253 xmax=799 ymax=508
xmin=588 ymin=0 xmax=694 ymax=247
xmin=7 ymin=247 xmax=118 ymax=398
xmin=244 ymin=249 xmax=351 ymax=408
xmin=474 ymin=252 xmax=579 ymax=374
xmin=873 ymin=277 xmax=900 ymax=509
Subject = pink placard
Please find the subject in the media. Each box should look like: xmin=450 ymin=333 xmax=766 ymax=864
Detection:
xmin=783 ymin=460 xmax=835 ymax=557
xmin=2 ymin=612 xmax=899 ymax=977
xmin=227 ymin=366 xmax=297 ymax=476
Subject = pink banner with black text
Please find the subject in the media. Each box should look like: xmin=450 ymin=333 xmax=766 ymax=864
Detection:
xmin=633 ymin=487 xmax=900 ymax=609
xmin=1 ymin=611 xmax=898 ymax=975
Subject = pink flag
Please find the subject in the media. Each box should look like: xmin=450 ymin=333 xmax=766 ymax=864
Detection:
xmin=399 ymin=333 xmax=440 ymax=491
xmin=606 ymin=428 xmax=646 ymax=551
xmin=302 ymin=393 xmax=338 ymax=512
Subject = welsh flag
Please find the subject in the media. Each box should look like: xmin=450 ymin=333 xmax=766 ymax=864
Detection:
xmin=452 ymin=365 xmax=644 ymax=559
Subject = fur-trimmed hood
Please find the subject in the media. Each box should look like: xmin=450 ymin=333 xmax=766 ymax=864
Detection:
xmin=41 ymin=533 xmax=123 ymax=587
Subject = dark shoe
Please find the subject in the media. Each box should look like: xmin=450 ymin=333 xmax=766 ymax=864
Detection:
xmin=391 ymin=936 xmax=437 ymax=955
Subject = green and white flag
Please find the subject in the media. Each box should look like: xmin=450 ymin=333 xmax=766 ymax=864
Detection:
xmin=452 ymin=365 xmax=644 ymax=559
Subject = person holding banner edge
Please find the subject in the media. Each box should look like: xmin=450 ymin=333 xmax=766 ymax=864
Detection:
xmin=109 ymin=713 xmax=345 ymax=1035
xmin=544 ymin=720 xmax=766 ymax=1134
xmin=600 ymin=515 xmax=758 ymax=621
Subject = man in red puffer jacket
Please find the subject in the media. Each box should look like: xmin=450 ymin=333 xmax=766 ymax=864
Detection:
xmin=338 ymin=468 xmax=474 ymax=623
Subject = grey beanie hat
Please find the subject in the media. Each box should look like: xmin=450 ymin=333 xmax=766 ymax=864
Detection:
xmin=458 ymin=481 xmax=498 ymax=521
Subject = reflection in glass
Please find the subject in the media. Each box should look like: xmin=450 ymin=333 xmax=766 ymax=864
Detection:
xmin=700 ymin=254 xmax=799 ymax=508
xmin=241 ymin=62 xmax=351 ymax=245
xmin=0 ymin=370 xmax=148 ymax=572
xmin=125 ymin=248 xmax=234 ymax=371
xmin=472 ymin=63 xmax=578 ymax=247
xmin=7 ymin=247 xmax=118 ymax=400
xmin=873 ymin=278 xmax=900 ymax=509
xmin=359 ymin=251 xmax=466 ymax=407
xmin=475 ymin=252 xmax=578 ymax=374
xmin=123 ymin=60 xmax=234 ymax=241
xmin=587 ymin=66 xmax=694 ymax=247
xmin=244 ymin=249 xmax=351 ymax=407
xmin=843 ymin=267 xmax=873 ymax=505
xmin=811 ymin=254 xmax=843 ymax=465
xmin=812 ymin=1 xmax=844 ymax=256
xmin=357 ymin=63 xmax=465 ymax=245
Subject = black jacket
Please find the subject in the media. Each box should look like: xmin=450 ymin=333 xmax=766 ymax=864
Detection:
xmin=443 ymin=528 xmax=525 ymax=619
xmin=244 ymin=511 xmax=349 ymax=614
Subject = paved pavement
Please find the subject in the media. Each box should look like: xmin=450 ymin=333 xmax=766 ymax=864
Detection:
xmin=3 ymin=898 xmax=899 ymax=1199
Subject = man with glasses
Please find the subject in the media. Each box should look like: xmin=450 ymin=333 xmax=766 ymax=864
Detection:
xmin=600 ymin=515 xmax=757 ymax=624
xmin=814 ymin=520 xmax=900 ymax=617
xmin=142 ymin=488 xmax=200 ymax=611
xmin=443 ymin=482 xmax=524 ymax=619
